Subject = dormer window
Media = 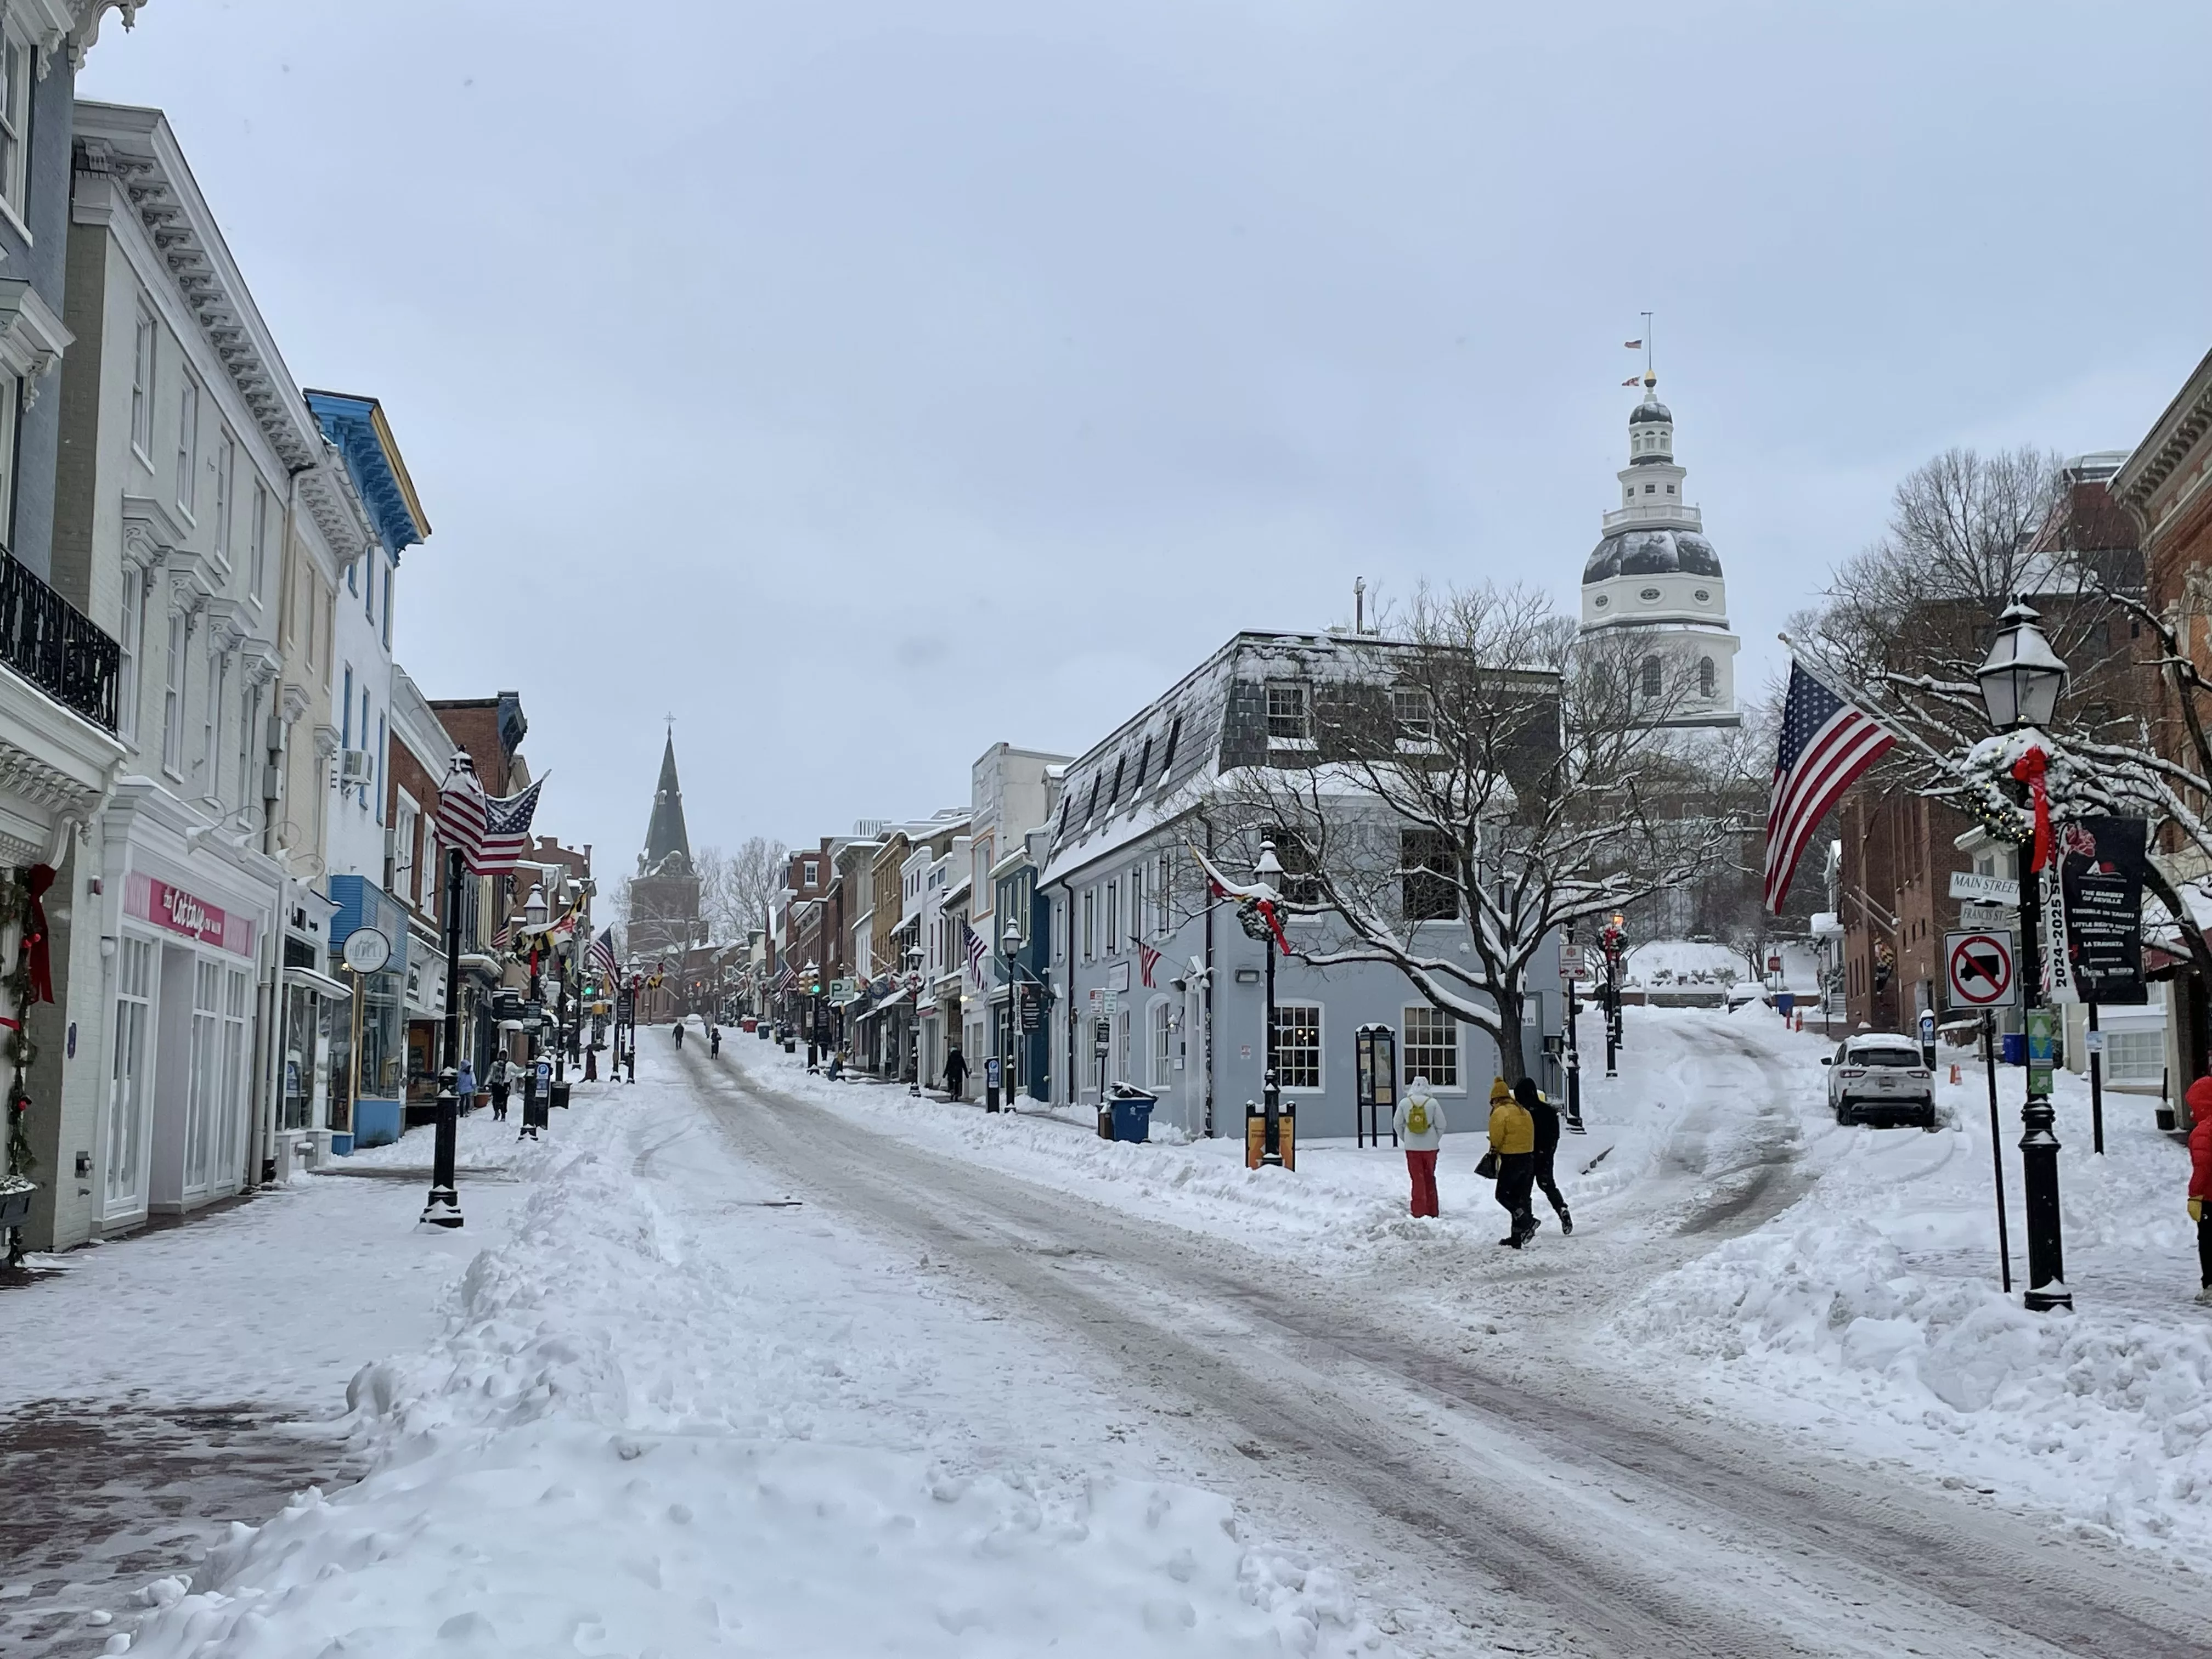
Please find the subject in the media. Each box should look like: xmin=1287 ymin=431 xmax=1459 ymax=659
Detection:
xmin=1266 ymin=682 xmax=1310 ymax=742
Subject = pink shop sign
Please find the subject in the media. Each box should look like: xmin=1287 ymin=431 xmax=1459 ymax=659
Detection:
xmin=125 ymin=872 xmax=255 ymax=957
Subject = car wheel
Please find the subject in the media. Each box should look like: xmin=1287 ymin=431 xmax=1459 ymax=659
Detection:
xmin=1921 ymin=1104 xmax=1939 ymax=1132
xmin=1836 ymin=1098 xmax=1853 ymax=1126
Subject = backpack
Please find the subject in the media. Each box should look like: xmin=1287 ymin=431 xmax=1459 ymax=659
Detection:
xmin=1406 ymin=1098 xmax=1430 ymax=1137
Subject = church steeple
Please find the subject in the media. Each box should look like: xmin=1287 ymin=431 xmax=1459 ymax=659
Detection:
xmin=641 ymin=731 xmax=692 ymax=874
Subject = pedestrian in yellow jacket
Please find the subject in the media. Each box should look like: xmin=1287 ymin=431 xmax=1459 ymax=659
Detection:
xmin=1487 ymin=1077 xmax=1537 ymax=1246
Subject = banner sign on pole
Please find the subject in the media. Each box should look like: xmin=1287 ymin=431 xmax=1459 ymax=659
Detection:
xmin=2058 ymin=817 xmax=2148 ymax=1006
xmin=2041 ymin=870 xmax=2076 ymax=1005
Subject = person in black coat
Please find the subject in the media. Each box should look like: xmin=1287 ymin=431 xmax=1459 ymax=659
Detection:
xmin=1514 ymin=1076 xmax=1572 ymax=1236
xmin=943 ymin=1046 xmax=969 ymax=1101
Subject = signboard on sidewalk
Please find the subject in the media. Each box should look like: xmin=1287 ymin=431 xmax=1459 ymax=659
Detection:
xmin=2058 ymin=817 xmax=2148 ymax=1005
xmin=1944 ymin=930 xmax=2017 ymax=1009
xmin=1949 ymin=871 xmax=2021 ymax=904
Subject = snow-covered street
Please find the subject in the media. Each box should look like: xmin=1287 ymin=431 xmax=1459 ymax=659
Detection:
xmin=12 ymin=1009 xmax=2212 ymax=1656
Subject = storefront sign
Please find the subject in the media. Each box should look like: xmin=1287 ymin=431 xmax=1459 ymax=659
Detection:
xmin=127 ymin=872 xmax=254 ymax=956
xmin=2058 ymin=817 xmax=2148 ymax=1005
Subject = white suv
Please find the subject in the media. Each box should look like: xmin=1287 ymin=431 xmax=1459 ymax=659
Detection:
xmin=1822 ymin=1035 xmax=1937 ymax=1130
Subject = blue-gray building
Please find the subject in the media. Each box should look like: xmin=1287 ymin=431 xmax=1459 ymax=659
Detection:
xmin=1039 ymin=631 xmax=1566 ymax=1141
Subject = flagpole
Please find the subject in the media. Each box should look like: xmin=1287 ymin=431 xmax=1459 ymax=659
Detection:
xmin=421 ymin=843 xmax=465 ymax=1228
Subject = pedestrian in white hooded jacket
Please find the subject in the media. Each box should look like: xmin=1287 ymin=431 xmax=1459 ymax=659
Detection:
xmin=1393 ymin=1076 xmax=1446 ymax=1217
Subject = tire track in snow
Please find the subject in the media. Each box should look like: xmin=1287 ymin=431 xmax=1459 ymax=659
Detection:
xmin=690 ymin=1047 xmax=2212 ymax=1659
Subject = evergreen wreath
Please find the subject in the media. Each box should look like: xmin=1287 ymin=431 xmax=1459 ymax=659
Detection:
xmin=3 ymin=866 xmax=43 ymax=1268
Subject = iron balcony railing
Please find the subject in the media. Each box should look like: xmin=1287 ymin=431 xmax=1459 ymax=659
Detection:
xmin=0 ymin=547 xmax=120 ymax=732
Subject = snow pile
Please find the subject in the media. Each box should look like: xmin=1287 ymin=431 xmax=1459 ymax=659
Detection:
xmin=116 ymin=1094 xmax=1375 ymax=1657
xmin=1615 ymin=1216 xmax=2212 ymax=1547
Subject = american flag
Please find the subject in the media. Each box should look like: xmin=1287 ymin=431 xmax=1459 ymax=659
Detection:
xmin=432 ymin=753 xmax=545 ymax=876
xmin=963 ymin=922 xmax=989 ymax=986
xmin=1764 ymin=660 xmax=1895 ymax=913
xmin=588 ymin=927 xmax=618 ymax=983
xmin=1137 ymin=941 xmax=1160 ymax=988
xmin=492 ymin=918 xmax=514 ymax=950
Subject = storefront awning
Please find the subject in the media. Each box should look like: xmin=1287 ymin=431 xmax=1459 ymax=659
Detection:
xmin=856 ymin=988 xmax=913 ymax=1020
xmin=285 ymin=965 xmax=352 ymax=1001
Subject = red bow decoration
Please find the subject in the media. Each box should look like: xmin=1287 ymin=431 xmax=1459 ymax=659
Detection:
xmin=2010 ymin=748 xmax=2053 ymax=873
xmin=1252 ymin=896 xmax=1290 ymax=955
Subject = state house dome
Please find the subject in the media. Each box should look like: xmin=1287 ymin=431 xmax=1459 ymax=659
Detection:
xmin=1582 ymin=526 xmax=1723 ymax=583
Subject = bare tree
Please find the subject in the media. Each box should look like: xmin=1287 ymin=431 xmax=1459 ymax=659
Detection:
xmin=1216 ymin=583 xmax=1743 ymax=1084
xmin=695 ymin=836 xmax=787 ymax=943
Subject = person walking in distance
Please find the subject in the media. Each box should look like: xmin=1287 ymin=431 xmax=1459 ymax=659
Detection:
xmin=489 ymin=1056 xmax=510 ymax=1122
xmin=709 ymin=1025 xmax=721 ymax=1058
xmin=1394 ymin=1074 xmax=1446 ymax=1217
xmin=1487 ymin=1077 xmax=1537 ymax=1247
xmin=674 ymin=1019 xmax=685 ymax=1050
xmin=2190 ymin=1077 xmax=2212 ymax=1304
xmin=456 ymin=1057 xmax=476 ymax=1116
xmin=1516 ymin=1076 xmax=1572 ymax=1237
xmin=943 ymin=1044 xmax=969 ymax=1102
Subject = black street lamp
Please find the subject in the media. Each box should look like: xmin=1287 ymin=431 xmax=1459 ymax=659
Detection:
xmin=1976 ymin=598 xmax=2071 ymax=1313
xmin=1601 ymin=912 xmax=1626 ymax=1077
xmin=1254 ymin=839 xmax=1284 ymax=1167
xmin=521 ymin=883 xmax=549 ymax=1141
xmin=1002 ymin=917 xmax=1049 ymax=1111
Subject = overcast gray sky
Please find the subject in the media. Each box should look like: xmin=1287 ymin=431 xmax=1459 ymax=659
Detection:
xmin=80 ymin=1 xmax=2212 ymax=876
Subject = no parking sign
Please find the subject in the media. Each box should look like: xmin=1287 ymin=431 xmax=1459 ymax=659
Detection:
xmin=1944 ymin=930 xmax=2018 ymax=1010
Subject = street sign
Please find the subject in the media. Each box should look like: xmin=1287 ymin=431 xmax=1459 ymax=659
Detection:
xmin=1949 ymin=871 xmax=2020 ymax=904
xmin=341 ymin=928 xmax=391 ymax=974
xmin=1944 ymin=930 xmax=2017 ymax=1009
xmin=1959 ymin=901 xmax=2012 ymax=932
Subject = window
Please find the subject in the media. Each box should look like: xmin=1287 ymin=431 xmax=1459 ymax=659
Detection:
xmin=161 ymin=611 xmax=186 ymax=775
xmin=1402 ymin=1006 xmax=1459 ymax=1088
xmin=213 ymin=432 xmax=235 ymax=566
xmin=1644 ymin=482 xmax=1656 ymax=494
xmin=130 ymin=309 xmax=157 ymax=458
xmin=1155 ymin=850 xmax=1172 ymax=936
xmin=1127 ymin=865 xmax=1143 ymax=949
xmin=972 ymin=836 xmax=992 ymax=901
xmin=375 ymin=714 xmax=386 ymax=822
xmin=1161 ymin=715 xmax=1180 ymax=777
xmin=1085 ymin=774 xmax=1099 ymax=822
xmin=1082 ymin=888 xmax=1096 ymax=960
xmin=381 ymin=559 xmax=392 ymax=648
xmin=238 ymin=685 xmax=260 ymax=812
xmin=1266 ymin=682 xmax=1310 ymax=741
xmin=341 ymin=664 xmax=353 ymax=751
xmin=803 ymin=857 xmax=820 ymax=888
xmin=1698 ymin=656 xmax=1716 ymax=698
xmin=2103 ymin=1029 xmax=2164 ymax=1083
xmin=105 ymin=936 xmax=155 ymax=1211
xmin=365 ymin=550 xmax=376 ymax=620
xmin=117 ymin=573 xmax=143 ymax=742
xmin=249 ymin=477 xmax=270 ymax=601
xmin=176 ymin=377 xmax=200 ymax=518
xmin=1640 ymin=656 xmax=1662 ymax=699
xmin=220 ymin=968 xmax=250 ymax=1189
xmin=1393 ymin=687 xmax=1432 ymax=740
xmin=185 ymin=960 xmax=221 ymax=1192
xmin=1052 ymin=896 xmax=1065 ymax=963
xmin=1272 ymin=1005 xmax=1321 ymax=1091
xmin=1150 ymin=1000 xmax=1174 ymax=1088
xmin=1401 ymin=829 xmax=1457 ymax=921
xmin=202 ymin=651 xmax=226 ymax=793
xmin=394 ymin=796 xmax=418 ymax=902
xmin=347 ymin=556 xmax=357 ymax=596
xmin=1136 ymin=735 xmax=1152 ymax=791
xmin=1666 ymin=484 xmax=1677 ymax=494
xmin=1259 ymin=825 xmax=1322 ymax=904
xmin=1110 ymin=753 xmax=1125 ymax=804
xmin=1105 ymin=880 xmax=1120 ymax=955
xmin=0 ymin=27 xmax=27 ymax=218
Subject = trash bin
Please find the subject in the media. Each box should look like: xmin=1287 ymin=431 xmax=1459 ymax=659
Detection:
xmin=1107 ymin=1085 xmax=1155 ymax=1143
xmin=550 ymin=1080 xmax=571 ymax=1112
xmin=2001 ymin=1032 xmax=2026 ymax=1065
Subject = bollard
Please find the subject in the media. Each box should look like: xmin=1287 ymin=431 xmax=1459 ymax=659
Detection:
xmin=1949 ymin=1062 xmax=1961 ymax=1085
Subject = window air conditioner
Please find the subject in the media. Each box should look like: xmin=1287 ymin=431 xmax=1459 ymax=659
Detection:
xmin=339 ymin=749 xmax=374 ymax=787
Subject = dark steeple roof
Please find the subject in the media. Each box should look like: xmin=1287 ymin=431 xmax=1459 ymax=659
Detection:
xmin=641 ymin=733 xmax=692 ymax=873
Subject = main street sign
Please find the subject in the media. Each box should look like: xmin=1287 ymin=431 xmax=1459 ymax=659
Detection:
xmin=1949 ymin=871 xmax=2021 ymax=904
xmin=1944 ymin=929 xmax=2018 ymax=1009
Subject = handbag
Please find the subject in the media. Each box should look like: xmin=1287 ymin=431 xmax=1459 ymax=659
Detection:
xmin=1475 ymin=1149 xmax=1500 ymax=1180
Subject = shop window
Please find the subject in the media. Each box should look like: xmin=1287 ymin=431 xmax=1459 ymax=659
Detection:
xmin=1402 ymin=1006 xmax=1459 ymax=1088
xmin=1272 ymin=1004 xmax=1321 ymax=1091
xmin=1150 ymin=999 xmax=1174 ymax=1088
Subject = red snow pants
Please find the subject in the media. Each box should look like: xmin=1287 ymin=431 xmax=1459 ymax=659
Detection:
xmin=1405 ymin=1149 xmax=1440 ymax=1217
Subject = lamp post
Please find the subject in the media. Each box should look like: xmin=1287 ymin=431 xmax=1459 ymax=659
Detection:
xmin=521 ymin=883 xmax=548 ymax=1140
xmin=1254 ymin=839 xmax=1284 ymax=1167
xmin=1002 ymin=917 xmax=1048 ymax=1111
xmin=1601 ymin=912 xmax=1625 ymax=1077
xmin=1976 ymin=597 xmax=2072 ymax=1312
xmin=905 ymin=945 xmax=925 ymax=1094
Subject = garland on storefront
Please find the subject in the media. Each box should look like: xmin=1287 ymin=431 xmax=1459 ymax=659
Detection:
xmin=3 ymin=866 xmax=46 ymax=1268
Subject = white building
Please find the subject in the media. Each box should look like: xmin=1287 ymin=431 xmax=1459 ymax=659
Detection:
xmin=1578 ymin=374 xmax=1741 ymax=728
xmin=52 ymin=103 xmax=385 ymax=1238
